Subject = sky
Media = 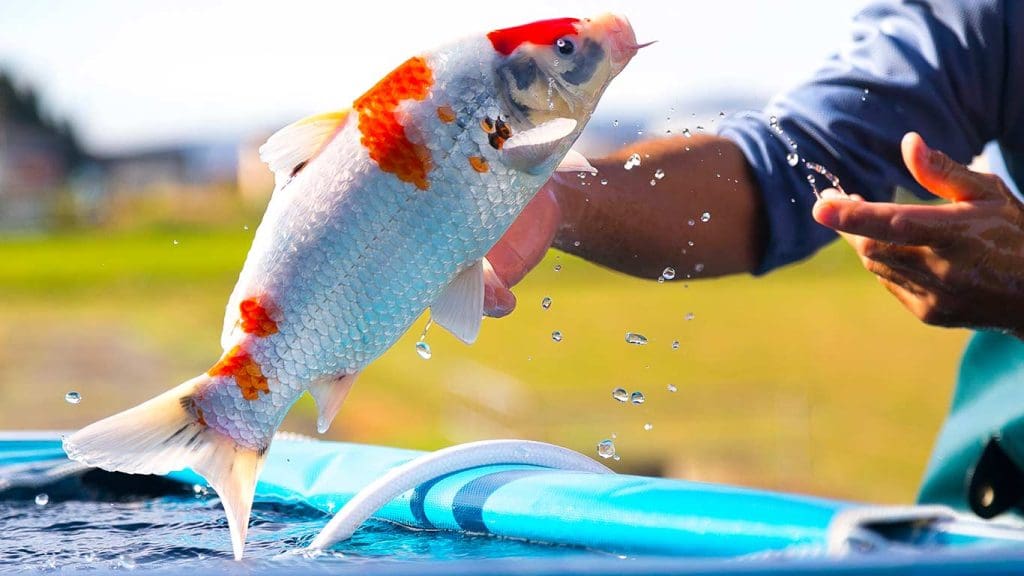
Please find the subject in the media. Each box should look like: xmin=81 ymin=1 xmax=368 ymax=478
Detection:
xmin=0 ymin=1 xmax=870 ymax=154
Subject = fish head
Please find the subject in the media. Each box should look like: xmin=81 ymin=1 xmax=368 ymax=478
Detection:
xmin=488 ymin=14 xmax=643 ymax=128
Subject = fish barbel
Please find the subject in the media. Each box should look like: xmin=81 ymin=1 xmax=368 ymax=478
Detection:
xmin=64 ymin=14 xmax=642 ymax=559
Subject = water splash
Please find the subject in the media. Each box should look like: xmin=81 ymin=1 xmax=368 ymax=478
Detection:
xmin=625 ymin=332 xmax=648 ymax=345
xmin=415 ymin=341 xmax=432 ymax=360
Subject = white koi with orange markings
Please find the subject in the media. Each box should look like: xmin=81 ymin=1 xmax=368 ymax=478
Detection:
xmin=64 ymin=14 xmax=643 ymax=559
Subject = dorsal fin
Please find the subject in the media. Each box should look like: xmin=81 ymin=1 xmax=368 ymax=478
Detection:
xmin=259 ymin=109 xmax=351 ymax=186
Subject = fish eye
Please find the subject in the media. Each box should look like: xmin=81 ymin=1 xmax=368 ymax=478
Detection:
xmin=555 ymin=38 xmax=575 ymax=56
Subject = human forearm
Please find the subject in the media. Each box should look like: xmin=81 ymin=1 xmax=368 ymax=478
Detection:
xmin=549 ymin=135 xmax=766 ymax=279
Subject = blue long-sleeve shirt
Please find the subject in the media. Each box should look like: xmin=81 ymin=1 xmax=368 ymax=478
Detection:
xmin=717 ymin=0 xmax=1024 ymax=274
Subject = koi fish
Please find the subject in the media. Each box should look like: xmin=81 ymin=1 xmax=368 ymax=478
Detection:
xmin=64 ymin=14 xmax=643 ymax=559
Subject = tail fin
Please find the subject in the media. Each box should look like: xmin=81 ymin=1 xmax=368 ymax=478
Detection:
xmin=62 ymin=375 xmax=266 ymax=560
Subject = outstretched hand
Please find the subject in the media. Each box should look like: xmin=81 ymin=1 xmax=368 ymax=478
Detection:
xmin=813 ymin=132 xmax=1024 ymax=338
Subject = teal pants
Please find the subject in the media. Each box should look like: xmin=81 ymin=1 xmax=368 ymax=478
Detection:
xmin=919 ymin=331 xmax=1024 ymax=516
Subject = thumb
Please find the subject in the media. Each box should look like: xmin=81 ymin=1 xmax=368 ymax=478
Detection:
xmin=901 ymin=132 xmax=1006 ymax=202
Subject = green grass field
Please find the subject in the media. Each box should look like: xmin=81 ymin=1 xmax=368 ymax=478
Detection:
xmin=0 ymin=223 xmax=970 ymax=504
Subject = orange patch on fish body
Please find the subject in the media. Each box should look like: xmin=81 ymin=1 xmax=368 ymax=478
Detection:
xmin=469 ymin=156 xmax=489 ymax=173
xmin=436 ymin=105 xmax=456 ymax=123
xmin=239 ymin=297 xmax=279 ymax=337
xmin=208 ymin=346 xmax=271 ymax=401
xmin=354 ymin=57 xmax=434 ymax=190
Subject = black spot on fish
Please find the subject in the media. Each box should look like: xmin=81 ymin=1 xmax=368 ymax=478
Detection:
xmin=168 ymin=424 xmax=190 ymax=443
xmin=290 ymin=160 xmax=308 ymax=177
xmin=499 ymin=56 xmax=538 ymax=91
xmin=561 ymin=40 xmax=604 ymax=86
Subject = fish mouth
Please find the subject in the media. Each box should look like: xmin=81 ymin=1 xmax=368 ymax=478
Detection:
xmin=586 ymin=13 xmax=652 ymax=75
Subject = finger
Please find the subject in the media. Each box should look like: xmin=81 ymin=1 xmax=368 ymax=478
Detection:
xmin=485 ymin=186 xmax=561 ymax=289
xmin=483 ymin=260 xmax=516 ymax=318
xmin=839 ymin=228 xmax=950 ymax=289
xmin=876 ymin=275 xmax=934 ymax=320
xmin=813 ymin=196 xmax=964 ymax=246
xmin=902 ymin=132 xmax=1011 ymax=202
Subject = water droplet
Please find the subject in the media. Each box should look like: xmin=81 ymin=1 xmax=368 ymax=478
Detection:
xmin=682 ymin=128 xmax=692 ymax=138
xmin=612 ymin=119 xmax=620 ymax=127
xmin=551 ymin=330 xmax=563 ymax=342
xmin=667 ymin=383 xmax=678 ymax=392
xmin=613 ymin=455 xmax=621 ymax=461
xmin=573 ymin=240 xmax=581 ymax=247
xmin=171 ymin=239 xmax=179 ymax=246
xmin=719 ymin=111 xmax=726 ymax=117
xmin=553 ymin=264 xmax=562 ymax=272
xmin=687 ymin=219 xmax=696 ymax=227
xmin=600 ymin=179 xmax=608 ymax=186
xmin=671 ymin=340 xmax=680 ymax=350
xmin=649 ymin=179 xmax=656 ymax=186
xmin=694 ymin=263 xmax=705 ymax=273
xmin=654 ymin=169 xmax=665 ymax=180
xmin=630 ymin=391 xmax=646 ymax=405
xmin=193 ymin=484 xmax=209 ymax=497
xmin=861 ymin=88 xmax=869 ymax=102
xmin=643 ymin=423 xmax=653 ymax=431
xmin=35 ymin=493 xmax=49 ymax=506
xmin=242 ymin=224 xmax=249 ymax=231
xmin=787 ymin=152 xmax=799 ymax=167
xmin=625 ymin=332 xmax=648 ymax=345
xmin=662 ymin=267 xmax=676 ymax=280
xmin=597 ymin=439 xmax=616 ymax=459
xmin=696 ymin=125 xmax=705 ymax=132
xmin=769 ymin=115 xmax=778 ymax=128
xmin=541 ymin=297 xmax=552 ymax=310
xmin=685 ymin=312 xmax=695 ymax=321
xmin=657 ymin=276 xmax=665 ymax=284
xmin=623 ymin=152 xmax=642 ymax=170
xmin=612 ymin=387 xmax=629 ymax=402
xmin=64 ymin=391 xmax=81 ymax=404
xmin=687 ymin=240 xmax=695 ymax=247
xmin=700 ymin=211 xmax=711 ymax=223
xmin=415 ymin=341 xmax=432 ymax=360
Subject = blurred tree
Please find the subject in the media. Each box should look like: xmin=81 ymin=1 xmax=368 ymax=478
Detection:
xmin=0 ymin=70 xmax=85 ymax=167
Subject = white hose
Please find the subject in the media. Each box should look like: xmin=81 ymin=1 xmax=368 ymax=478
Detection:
xmin=308 ymin=439 xmax=613 ymax=551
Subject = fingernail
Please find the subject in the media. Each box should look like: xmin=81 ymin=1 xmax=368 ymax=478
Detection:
xmin=813 ymin=202 xmax=838 ymax=228
xmin=492 ymin=290 xmax=516 ymax=317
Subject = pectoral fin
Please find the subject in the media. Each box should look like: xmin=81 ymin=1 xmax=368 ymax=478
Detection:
xmin=308 ymin=373 xmax=358 ymax=434
xmin=260 ymin=109 xmax=351 ymax=187
xmin=502 ymin=117 xmax=578 ymax=174
xmin=431 ymin=259 xmax=486 ymax=344
xmin=556 ymin=149 xmax=597 ymax=174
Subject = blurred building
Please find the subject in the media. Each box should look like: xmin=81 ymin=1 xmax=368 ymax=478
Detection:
xmin=0 ymin=120 xmax=72 ymax=231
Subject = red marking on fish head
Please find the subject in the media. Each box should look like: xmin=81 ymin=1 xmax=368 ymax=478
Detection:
xmin=354 ymin=57 xmax=434 ymax=190
xmin=487 ymin=18 xmax=580 ymax=55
